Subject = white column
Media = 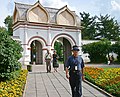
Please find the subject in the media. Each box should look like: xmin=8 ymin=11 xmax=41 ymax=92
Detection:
xmin=47 ymin=27 xmax=52 ymax=51
xmin=23 ymin=24 xmax=30 ymax=65
xmin=77 ymin=29 xmax=82 ymax=55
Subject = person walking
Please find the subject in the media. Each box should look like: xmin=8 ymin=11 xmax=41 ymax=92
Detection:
xmin=65 ymin=45 xmax=85 ymax=97
xmin=108 ymin=55 xmax=114 ymax=65
xmin=45 ymin=50 xmax=52 ymax=73
xmin=53 ymin=50 xmax=59 ymax=72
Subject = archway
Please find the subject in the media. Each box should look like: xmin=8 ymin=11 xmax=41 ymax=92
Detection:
xmin=54 ymin=37 xmax=72 ymax=69
xmin=63 ymin=38 xmax=72 ymax=66
xmin=30 ymin=40 xmax=43 ymax=64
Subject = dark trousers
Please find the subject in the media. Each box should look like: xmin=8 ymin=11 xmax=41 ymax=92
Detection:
xmin=46 ymin=60 xmax=51 ymax=72
xmin=69 ymin=71 xmax=82 ymax=97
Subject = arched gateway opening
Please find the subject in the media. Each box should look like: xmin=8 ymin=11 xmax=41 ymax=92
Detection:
xmin=54 ymin=37 xmax=72 ymax=69
xmin=30 ymin=40 xmax=43 ymax=64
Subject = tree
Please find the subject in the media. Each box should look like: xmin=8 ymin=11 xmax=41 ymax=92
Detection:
xmin=0 ymin=30 xmax=22 ymax=81
xmin=80 ymin=12 xmax=97 ymax=40
xmin=0 ymin=27 xmax=7 ymax=33
xmin=82 ymin=39 xmax=111 ymax=63
xmin=96 ymin=14 xmax=120 ymax=41
xmin=4 ymin=15 xmax=13 ymax=36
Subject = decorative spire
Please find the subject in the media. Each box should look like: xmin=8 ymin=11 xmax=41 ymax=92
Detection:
xmin=34 ymin=0 xmax=40 ymax=5
xmin=37 ymin=0 xmax=40 ymax=3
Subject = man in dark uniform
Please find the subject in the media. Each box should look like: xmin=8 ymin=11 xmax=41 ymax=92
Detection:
xmin=66 ymin=45 xmax=85 ymax=97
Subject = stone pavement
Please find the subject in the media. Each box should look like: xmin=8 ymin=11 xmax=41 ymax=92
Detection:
xmin=23 ymin=64 xmax=111 ymax=97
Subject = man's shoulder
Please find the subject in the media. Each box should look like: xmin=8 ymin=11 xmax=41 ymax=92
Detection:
xmin=78 ymin=55 xmax=83 ymax=60
xmin=68 ymin=55 xmax=73 ymax=59
xmin=68 ymin=55 xmax=82 ymax=58
xmin=68 ymin=55 xmax=83 ymax=60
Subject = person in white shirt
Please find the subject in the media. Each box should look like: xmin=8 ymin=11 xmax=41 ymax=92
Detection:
xmin=45 ymin=50 xmax=52 ymax=73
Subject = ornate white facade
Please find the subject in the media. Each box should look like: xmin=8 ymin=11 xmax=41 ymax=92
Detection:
xmin=13 ymin=1 xmax=82 ymax=65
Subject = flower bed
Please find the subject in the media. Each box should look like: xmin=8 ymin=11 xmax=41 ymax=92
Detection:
xmin=0 ymin=70 xmax=28 ymax=97
xmin=84 ymin=67 xmax=120 ymax=97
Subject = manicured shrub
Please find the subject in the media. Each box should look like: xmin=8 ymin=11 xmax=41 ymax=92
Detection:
xmin=82 ymin=39 xmax=111 ymax=63
xmin=0 ymin=31 xmax=22 ymax=81
xmin=112 ymin=41 xmax=120 ymax=63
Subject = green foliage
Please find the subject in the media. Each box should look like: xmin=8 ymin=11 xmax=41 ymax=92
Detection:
xmin=0 ymin=30 xmax=22 ymax=81
xmin=54 ymin=41 xmax=63 ymax=61
xmin=112 ymin=41 xmax=120 ymax=62
xmin=80 ymin=12 xmax=120 ymax=41
xmin=4 ymin=15 xmax=13 ymax=36
xmin=96 ymin=14 xmax=120 ymax=41
xmin=80 ymin=12 xmax=97 ymax=40
xmin=82 ymin=39 xmax=111 ymax=63
xmin=0 ymin=27 xmax=7 ymax=33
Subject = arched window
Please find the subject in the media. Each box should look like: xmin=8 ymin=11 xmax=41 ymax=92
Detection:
xmin=27 ymin=2 xmax=49 ymax=23
xmin=56 ymin=6 xmax=76 ymax=26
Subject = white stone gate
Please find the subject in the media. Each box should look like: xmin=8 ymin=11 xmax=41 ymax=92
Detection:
xmin=13 ymin=1 xmax=82 ymax=64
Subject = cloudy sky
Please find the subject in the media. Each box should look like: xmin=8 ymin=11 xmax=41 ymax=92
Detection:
xmin=0 ymin=0 xmax=120 ymax=26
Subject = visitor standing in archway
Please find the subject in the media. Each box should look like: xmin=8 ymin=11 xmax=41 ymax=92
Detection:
xmin=52 ymin=50 xmax=59 ymax=72
xmin=45 ymin=50 xmax=52 ymax=73
xmin=65 ymin=45 xmax=85 ymax=97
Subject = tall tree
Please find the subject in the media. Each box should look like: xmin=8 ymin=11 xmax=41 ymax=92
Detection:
xmin=80 ymin=12 xmax=97 ymax=40
xmin=4 ymin=15 xmax=13 ymax=36
xmin=96 ymin=14 xmax=120 ymax=41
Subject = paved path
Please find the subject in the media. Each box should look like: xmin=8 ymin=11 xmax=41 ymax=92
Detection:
xmin=23 ymin=64 xmax=110 ymax=97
